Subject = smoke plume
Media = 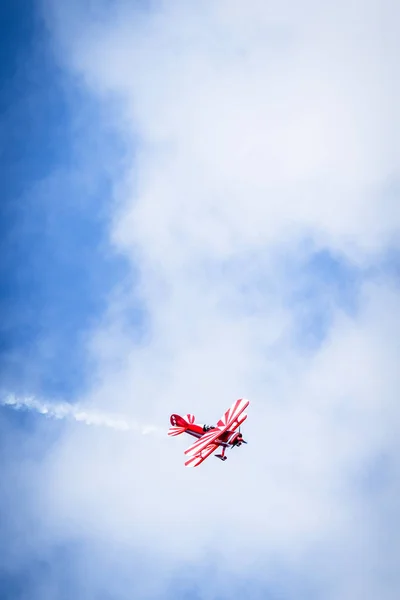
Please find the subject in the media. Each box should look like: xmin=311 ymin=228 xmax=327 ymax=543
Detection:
xmin=1 ymin=394 xmax=159 ymax=435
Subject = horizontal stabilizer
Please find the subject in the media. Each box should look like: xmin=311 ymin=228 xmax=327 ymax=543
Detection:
xmin=168 ymin=413 xmax=195 ymax=436
xmin=168 ymin=425 xmax=186 ymax=436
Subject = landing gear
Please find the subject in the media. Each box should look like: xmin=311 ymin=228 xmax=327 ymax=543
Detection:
xmin=215 ymin=454 xmax=227 ymax=461
xmin=215 ymin=446 xmax=227 ymax=461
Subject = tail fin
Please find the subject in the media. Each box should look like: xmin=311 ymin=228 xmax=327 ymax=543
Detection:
xmin=168 ymin=413 xmax=195 ymax=436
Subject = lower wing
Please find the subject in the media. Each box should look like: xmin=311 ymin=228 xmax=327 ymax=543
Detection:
xmin=185 ymin=442 xmax=219 ymax=467
xmin=184 ymin=429 xmax=222 ymax=457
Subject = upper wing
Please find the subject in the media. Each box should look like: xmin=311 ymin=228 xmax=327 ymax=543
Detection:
xmin=184 ymin=398 xmax=249 ymax=458
xmin=185 ymin=441 xmax=219 ymax=467
xmin=216 ymin=398 xmax=249 ymax=429
xmin=228 ymin=411 xmax=248 ymax=433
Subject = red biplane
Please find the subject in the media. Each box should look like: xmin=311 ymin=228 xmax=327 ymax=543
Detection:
xmin=168 ymin=398 xmax=249 ymax=467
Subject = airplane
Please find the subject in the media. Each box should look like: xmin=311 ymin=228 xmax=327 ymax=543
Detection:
xmin=168 ymin=398 xmax=249 ymax=467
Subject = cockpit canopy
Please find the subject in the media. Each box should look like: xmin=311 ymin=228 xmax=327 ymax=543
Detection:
xmin=203 ymin=424 xmax=216 ymax=432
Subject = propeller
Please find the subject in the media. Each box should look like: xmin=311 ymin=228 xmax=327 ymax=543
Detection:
xmin=238 ymin=425 xmax=247 ymax=444
xmin=231 ymin=426 xmax=241 ymax=449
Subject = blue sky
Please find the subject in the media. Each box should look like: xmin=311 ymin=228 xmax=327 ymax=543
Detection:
xmin=0 ymin=0 xmax=131 ymax=400
xmin=1 ymin=1 xmax=399 ymax=599
xmin=0 ymin=4 xmax=128 ymax=596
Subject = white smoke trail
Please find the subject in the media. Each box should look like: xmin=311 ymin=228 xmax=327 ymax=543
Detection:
xmin=1 ymin=394 xmax=160 ymax=435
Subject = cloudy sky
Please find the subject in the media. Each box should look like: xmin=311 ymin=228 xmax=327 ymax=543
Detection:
xmin=1 ymin=1 xmax=399 ymax=598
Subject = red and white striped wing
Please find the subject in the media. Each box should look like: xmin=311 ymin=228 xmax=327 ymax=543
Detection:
xmin=230 ymin=412 xmax=248 ymax=432
xmin=185 ymin=442 xmax=219 ymax=467
xmin=184 ymin=429 xmax=221 ymax=457
xmin=217 ymin=398 xmax=249 ymax=430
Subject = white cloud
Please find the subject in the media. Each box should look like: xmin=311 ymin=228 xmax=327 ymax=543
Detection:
xmin=34 ymin=0 xmax=400 ymax=598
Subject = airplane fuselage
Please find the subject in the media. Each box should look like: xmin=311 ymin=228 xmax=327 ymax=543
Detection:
xmin=185 ymin=423 xmax=245 ymax=447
